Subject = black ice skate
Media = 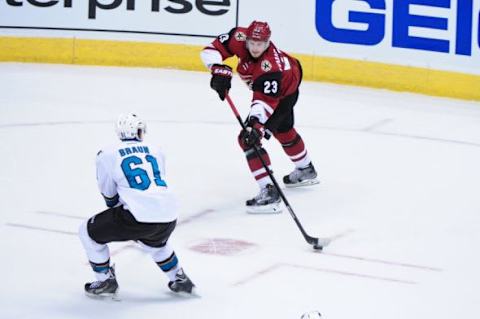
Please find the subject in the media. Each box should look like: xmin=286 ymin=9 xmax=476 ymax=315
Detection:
xmin=84 ymin=266 xmax=119 ymax=299
xmin=168 ymin=268 xmax=195 ymax=294
xmin=246 ymin=184 xmax=282 ymax=214
xmin=283 ymin=162 xmax=319 ymax=188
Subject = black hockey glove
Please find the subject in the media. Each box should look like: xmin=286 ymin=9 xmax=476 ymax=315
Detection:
xmin=210 ymin=64 xmax=232 ymax=101
xmin=241 ymin=117 xmax=264 ymax=147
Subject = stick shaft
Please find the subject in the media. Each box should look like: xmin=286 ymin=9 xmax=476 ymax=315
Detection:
xmin=225 ymin=95 xmax=319 ymax=246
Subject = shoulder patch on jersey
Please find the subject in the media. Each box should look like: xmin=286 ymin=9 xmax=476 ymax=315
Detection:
xmin=235 ymin=31 xmax=246 ymax=41
xmin=218 ymin=33 xmax=229 ymax=43
xmin=261 ymin=60 xmax=272 ymax=72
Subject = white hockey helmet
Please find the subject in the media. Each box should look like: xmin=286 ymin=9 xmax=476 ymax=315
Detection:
xmin=115 ymin=113 xmax=146 ymax=141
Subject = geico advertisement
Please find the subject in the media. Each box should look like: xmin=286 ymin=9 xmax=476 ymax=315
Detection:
xmin=313 ymin=0 xmax=479 ymax=73
xmin=0 ymin=0 xmax=237 ymax=37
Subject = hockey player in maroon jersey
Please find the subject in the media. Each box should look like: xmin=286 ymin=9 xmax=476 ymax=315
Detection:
xmin=201 ymin=21 xmax=318 ymax=213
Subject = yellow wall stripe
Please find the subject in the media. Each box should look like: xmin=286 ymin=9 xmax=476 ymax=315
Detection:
xmin=296 ymin=54 xmax=480 ymax=101
xmin=1 ymin=36 xmax=479 ymax=101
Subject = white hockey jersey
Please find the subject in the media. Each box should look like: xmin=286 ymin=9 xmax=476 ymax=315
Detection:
xmin=96 ymin=140 xmax=177 ymax=223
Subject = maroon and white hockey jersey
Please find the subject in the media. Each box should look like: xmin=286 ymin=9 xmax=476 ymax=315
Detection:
xmin=201 ymin=27 xmax=303 ymax=124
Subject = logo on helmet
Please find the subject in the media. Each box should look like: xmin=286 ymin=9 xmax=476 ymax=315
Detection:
xmin=246 ymin=21 xmax=271 ymax=42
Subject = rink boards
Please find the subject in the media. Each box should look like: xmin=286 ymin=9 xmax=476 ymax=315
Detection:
xmin=0 ymin=0 xmax=479 ymax=101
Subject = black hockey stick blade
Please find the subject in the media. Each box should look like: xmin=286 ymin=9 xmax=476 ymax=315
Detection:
xmin=307 ymin=235 xmax=331 ymax=251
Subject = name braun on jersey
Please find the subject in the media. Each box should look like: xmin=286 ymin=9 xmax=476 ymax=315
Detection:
xmin=118 ymin=146 xmax=150 ymax=157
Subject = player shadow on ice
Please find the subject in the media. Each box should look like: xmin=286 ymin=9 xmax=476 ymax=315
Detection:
xmin=49 ymin=293 xmax=198 ymax=319
xmin=282 ymin=184 xmax=321 ymax=196
xmin=112 ymin=290 xmax=201 ymax=303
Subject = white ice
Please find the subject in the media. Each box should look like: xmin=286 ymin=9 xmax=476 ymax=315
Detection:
xmin=1 ymin=63 xmax=479 ymax=319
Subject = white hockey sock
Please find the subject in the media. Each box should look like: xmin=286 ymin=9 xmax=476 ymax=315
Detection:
xmin=257 ymin=175 xmax=270 ymax=189
xmin=165 ymin=266 xmax=181 ymax=282
xmin=78 ymin=220 xmax=110 ymax=265
xmin=294 ymin=154 xmax=312 ymax=169
xmin=138 ymin=242 xmax=182 ymax=281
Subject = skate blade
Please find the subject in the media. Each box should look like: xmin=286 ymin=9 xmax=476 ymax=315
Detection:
xmin=169 ymin=286 xmax=201 ymax=298
xmin=85 ymin=291 xmax=121 ymax=301
xmin=285 ymin=178 xmax=320 ymax=188
xmin=246 ymin=203 xmax=282 ymax=214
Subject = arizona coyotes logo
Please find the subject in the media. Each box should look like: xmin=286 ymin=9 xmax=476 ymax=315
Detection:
xmin=261 ymin=60 xmax=272 ymax=72
xmin=235 ymin=31 xmax=246 ymax=41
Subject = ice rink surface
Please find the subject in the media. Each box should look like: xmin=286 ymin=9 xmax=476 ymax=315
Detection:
xmin=1 ymin=63 xmax=480 ymax=319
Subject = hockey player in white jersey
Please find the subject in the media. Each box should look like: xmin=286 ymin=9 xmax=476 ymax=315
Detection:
xmin=79 ymin=113 xmax=194 ymax=298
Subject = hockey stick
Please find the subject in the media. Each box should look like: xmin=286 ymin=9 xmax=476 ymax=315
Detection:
xmin=225 ymin=94 xmax=329 ymax=250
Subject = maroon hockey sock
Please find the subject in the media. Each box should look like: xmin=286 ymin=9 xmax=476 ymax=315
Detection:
xmin=274 ymin=129 xmax=308 ymax=165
